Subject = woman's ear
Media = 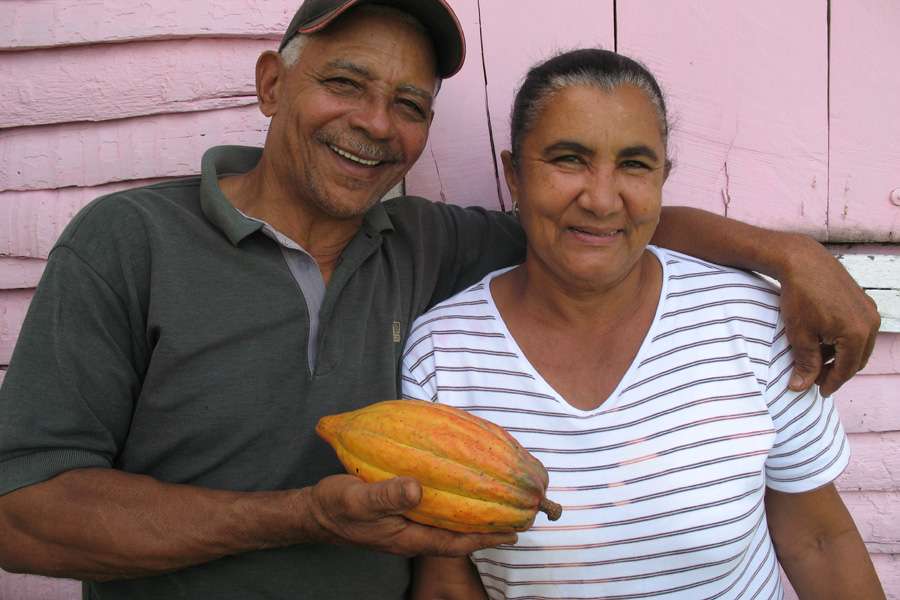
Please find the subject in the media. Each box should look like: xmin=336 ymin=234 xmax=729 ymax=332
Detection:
xmin=500 ymin=150 xmax=520 ymax=206
xmin=256 ymin=51 xmax=284 ymax=118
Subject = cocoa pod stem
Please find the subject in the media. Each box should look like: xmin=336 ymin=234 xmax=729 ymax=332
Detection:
xmin=539 ymin=497 xmax=563 ymax=521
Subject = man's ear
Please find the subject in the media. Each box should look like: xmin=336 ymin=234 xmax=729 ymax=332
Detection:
xmin=500 ymin=150 xmax=520 ymax=205
xmin=256 ymin=51 xmax=285 ymax=117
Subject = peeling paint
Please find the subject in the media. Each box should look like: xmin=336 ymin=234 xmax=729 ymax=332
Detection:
xmin=721 ymin=161 xmax=732 ymax=217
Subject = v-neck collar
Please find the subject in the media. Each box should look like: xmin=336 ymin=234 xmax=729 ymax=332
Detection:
xmin=481 ymin=246 xmax=669 ymax=416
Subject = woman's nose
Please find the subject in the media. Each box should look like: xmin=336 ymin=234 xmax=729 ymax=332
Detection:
xmin=577 ymin=168 xmax=622 ymax=216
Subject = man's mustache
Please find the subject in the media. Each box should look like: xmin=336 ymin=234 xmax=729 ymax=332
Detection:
xmin=315 ymin=130 xmax=403 ymax=164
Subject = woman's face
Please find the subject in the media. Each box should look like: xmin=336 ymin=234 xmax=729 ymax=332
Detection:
xmin=502 ymin=84 xmax=667 ymax=292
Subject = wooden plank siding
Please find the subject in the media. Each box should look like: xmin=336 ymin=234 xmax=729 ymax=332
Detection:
xmin=0 ymin=39 xmax=267 ymax=128
xmin=0 ymin=0 xmax=298 ymax=49
xmin=0 ymin=1 xmax=898 ymax=598
xmin=479 ymin=0 xmax=615 ymax=210
xmin=828 ymin=0 xmax=900 ymax=242
xmin=404 ymin=0 xmax=500 ymax=209
xmin=617 ymin=0 xmax=830 ymax=238
xmin=0 ymin=180 xmax=171 ymax=259
xmin=0 ymin=106 xmax=269 ymax=191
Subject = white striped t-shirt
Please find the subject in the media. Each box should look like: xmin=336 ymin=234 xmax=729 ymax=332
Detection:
xmin=400 ymin=246 xmax=849 ymax=600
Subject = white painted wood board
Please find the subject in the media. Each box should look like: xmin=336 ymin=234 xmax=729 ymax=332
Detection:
xmin=837 ymin=255 xmax=900 ymax=332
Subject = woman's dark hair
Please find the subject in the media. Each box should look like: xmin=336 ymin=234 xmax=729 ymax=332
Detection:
xmin=509 ymin=48 xmax=670 ymax=168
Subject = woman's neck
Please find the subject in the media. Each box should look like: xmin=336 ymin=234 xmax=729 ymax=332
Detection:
xmin=495 ymin=250 xmax=662 ymax=333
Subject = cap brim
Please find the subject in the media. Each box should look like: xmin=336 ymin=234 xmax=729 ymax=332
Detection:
xmin=293 ymin=0 xmax=465 ymax=78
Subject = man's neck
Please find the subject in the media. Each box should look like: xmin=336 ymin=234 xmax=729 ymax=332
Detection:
xmin=218 ymin=156 xmax=362 ymax=283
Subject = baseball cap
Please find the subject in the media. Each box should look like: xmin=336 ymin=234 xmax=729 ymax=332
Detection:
xmin=279 ymin=0 xmax=466 ymax=78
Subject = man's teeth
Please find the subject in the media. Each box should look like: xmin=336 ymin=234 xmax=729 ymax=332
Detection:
xmin=330 ymin=145 xmax=381 ymax=166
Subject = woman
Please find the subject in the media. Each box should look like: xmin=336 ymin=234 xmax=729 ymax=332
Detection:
xmin=401 ymin=49 xmax=883 ymax=599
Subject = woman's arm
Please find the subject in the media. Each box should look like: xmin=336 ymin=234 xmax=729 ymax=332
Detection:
xmin=765 ymin=484 xmax=884 ymax=599
xmin=411 ymin=555 xmax=489 ymax=600
xmin=654 ymin=206 xmax=880 ymax=397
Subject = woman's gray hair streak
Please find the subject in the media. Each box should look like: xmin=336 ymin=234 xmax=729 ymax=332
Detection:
xmin=509 ymin=49 xmax=671 ymax=169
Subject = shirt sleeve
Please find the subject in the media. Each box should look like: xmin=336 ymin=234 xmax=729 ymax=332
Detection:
xmin=386 ymin=198 xmax=525 ymax=310
xmin=763 ymin=319 xmax=850 ymax=493
xmin=400 ymin=318 xmax=440 ymax=403
xmin=0 ymin=245 xmax=142 ymax=496
xmin=429 ymin=204 xmax=524 ymax=306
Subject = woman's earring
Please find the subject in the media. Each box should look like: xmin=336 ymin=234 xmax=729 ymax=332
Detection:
xmin=512 ymin=200 xmax=519 ymax=215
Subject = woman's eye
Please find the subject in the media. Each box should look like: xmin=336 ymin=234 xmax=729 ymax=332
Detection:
xmin=621 ymin=160 xmax=651 ymax=170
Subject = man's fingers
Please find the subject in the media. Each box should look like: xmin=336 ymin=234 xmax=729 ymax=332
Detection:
xmin=818 ymin=337 xmax=865 ymax=397
xmin=362 ymin=477 xmax=422 ymax=518
xmin=787 ymin=328 xmax=823 ymax=391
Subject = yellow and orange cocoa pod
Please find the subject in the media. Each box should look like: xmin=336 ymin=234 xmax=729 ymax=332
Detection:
xmin=316 ymin=399 xmax=563 ymax=533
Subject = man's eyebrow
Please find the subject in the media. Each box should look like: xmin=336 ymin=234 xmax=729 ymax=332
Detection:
xmin=543 ymin=140 xmax=595 ymax=156
xmin=397 ymin=84 xmax=434 ymax=103
xmin=619 ymin=145 xmax=660 ymax=162
xmin=325 ymin=59 xmax=374 ymax=79
xmin=324 ymin=60 xmax=433 ymax=103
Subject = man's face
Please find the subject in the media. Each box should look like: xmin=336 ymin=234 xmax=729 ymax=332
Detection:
xmin=269 ymin=9 xmax=438 ymax=220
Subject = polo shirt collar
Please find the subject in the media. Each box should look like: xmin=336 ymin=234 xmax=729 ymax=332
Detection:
xmin=200 ymin=145 xmax=266 ymax=245
xmin=200 ymin=145 xmax=396 ymax=246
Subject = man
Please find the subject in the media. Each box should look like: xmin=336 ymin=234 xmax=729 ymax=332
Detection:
xmin=0 ymin=1 xmax=879 ymax=599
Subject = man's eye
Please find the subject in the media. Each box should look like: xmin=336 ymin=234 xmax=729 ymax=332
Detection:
xmin=324 ymin=77 xmax=360 ymax=91
xmin=398 ymin=99 xmax=426 ymax=119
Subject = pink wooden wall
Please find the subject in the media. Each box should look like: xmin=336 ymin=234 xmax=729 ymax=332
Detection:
xmin=1 ymin=1 xmax=898 ymax=598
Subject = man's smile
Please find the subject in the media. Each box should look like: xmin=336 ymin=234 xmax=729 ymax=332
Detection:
xmin=328 ymin=143 xmax=384 ymax=167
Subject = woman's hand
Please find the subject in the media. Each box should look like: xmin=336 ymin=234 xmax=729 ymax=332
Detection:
xmin=776 ymin=235 xmax=881 ymax=397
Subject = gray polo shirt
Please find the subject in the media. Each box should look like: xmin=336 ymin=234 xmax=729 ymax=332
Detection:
xmin=0 ymin=145 xmax=524 ymax=600
xmin=235 ymin=208 xmax=326 ymax=372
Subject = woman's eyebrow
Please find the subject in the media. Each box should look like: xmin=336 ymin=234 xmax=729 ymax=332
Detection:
xmin=543 ymin=141 xmax=594 ymax=156
xmin=619 ymin=145 xmax=660 ymax=162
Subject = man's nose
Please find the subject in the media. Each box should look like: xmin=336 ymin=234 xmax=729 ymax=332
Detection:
xmin=348 ymin=98 xmax=394 ymax=140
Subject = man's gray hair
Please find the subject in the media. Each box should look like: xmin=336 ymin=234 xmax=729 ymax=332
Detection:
xmin=280 ymin=34 xmax=308 ymax=68
xmin=279 ymin=4 xmax=428 ymax=69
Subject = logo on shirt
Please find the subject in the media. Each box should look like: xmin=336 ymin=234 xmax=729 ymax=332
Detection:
xmin=392 ymin=321 xmax=402 ymax=343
